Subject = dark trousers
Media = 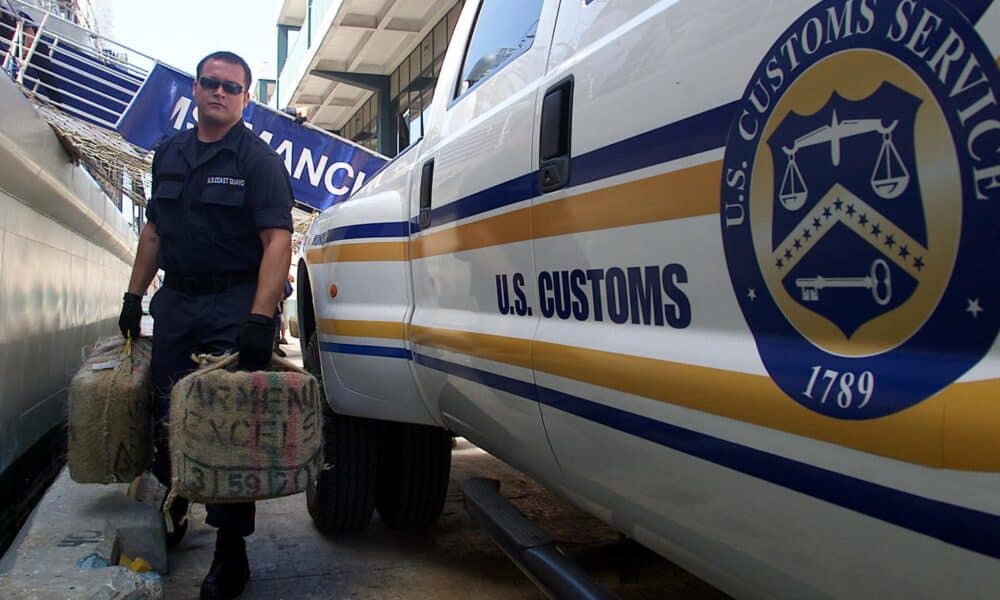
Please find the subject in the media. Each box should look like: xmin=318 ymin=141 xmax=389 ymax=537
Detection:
xmin=149 ymin=283 xmax=256 ymax=537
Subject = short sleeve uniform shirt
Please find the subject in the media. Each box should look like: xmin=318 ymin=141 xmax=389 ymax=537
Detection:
xmin=146 ymin=123 xmax=293 ymax=276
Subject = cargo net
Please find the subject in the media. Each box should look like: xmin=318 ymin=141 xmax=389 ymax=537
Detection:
xmin=34 ymin=101 xmax=153 ymax=207
xmin=1 ymin=1 xmax=154 ymax=207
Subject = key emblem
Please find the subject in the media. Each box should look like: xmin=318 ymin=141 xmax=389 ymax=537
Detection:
xmin=795 ymin=259 xmax=891 ymax=306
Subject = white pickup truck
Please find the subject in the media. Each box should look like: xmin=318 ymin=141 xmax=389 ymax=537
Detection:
xmin=296 ymin=1 xmax=1000 ymax=597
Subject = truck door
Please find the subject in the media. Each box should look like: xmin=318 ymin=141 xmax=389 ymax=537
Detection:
xmin=407 ymin=0 xmax=561 ymax=475
xmin=529 ymin=0 xmax=766 ymax=511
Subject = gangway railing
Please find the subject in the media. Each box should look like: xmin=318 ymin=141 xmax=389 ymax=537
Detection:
xmin=2 ymin=1 xmax=157 ymax=127
xmin=0 ymin=0 xmax=162 ymax=232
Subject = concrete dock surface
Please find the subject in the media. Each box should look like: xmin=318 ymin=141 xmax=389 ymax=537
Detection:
xmin=163 ymin=436 xmax=728 ymax=599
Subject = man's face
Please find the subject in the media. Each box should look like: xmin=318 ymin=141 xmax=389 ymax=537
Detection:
xmin=193 ymin=59 xmax=249 ymax=129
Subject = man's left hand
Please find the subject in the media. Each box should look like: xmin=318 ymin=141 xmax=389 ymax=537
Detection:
xmin=238 ymin=314 xmax=275 ymax=370
xmin=119 ymin=292 xmax=142 ymax=340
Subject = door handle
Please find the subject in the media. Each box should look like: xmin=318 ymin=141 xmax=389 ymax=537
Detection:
xmin=419 ymin=159 xmax=434 ymax=229
xmin=539 ymin=76 xmax=574 ymax=193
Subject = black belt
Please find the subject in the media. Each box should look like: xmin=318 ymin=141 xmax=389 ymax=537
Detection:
xmin=163 ymin=271 xmax=257 ymax=295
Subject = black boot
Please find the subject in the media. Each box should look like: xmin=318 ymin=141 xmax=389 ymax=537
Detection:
xmin=200 ymin=530 xmax=250 ymax=600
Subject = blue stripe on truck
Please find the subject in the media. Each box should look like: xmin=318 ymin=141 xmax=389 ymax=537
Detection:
xmin=311 ymin=221 xmax=409 ymax=246
xmin=320 ymin=342 xmax=412 ymax=359
xmin=311 ymin=101 xmax=740 ymax=243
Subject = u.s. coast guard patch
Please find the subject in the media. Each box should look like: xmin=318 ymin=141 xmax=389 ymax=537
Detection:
xmin=721 ymin=0 xmax=1000 ymax=419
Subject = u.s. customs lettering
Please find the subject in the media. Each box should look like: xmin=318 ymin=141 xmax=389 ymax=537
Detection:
xmin=495 ymin=264 xmax=691 ymax=328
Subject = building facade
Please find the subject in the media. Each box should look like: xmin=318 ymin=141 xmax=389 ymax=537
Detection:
xmin=274 ymin=0 xmax=464 ymax=158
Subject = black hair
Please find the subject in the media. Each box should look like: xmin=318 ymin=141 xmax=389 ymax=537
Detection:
xmin=196 ymin=51 xmax=252 ymax=89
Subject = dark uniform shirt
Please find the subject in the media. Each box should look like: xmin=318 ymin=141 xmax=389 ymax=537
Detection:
xmin=147 ymin=123 xmax=293 ymax=276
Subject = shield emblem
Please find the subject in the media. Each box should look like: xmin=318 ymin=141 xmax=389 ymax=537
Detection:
xmin=765 ymin=83 xmax=924 ymax=338
xmin=721 ymin=0 xmax=1000 ymax=420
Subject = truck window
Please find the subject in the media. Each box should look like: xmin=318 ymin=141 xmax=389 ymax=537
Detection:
xmin=455 ymin=0 xmax=543 ymax=97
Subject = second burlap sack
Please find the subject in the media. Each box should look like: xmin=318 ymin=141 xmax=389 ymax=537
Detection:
xmin=68 ymin=336 xmax=153 ymax=484
xmin=168 ymin=353 xmax=323 ymax=504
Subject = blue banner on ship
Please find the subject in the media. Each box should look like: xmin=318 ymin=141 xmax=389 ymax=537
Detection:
xmin=116 ymin=63 xmax=387 ymax=212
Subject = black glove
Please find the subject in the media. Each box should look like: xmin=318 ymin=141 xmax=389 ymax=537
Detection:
xmin=118 ymin=292 xmax=142 ymax=340
xmin=238 ymin=313 xmax=275 ymax=370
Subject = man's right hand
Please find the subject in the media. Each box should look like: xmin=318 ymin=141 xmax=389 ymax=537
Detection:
xmin=237 ymin=314 xmax=276 ymax=370
xmin=119 ymin=292 xmax=142 ymax=340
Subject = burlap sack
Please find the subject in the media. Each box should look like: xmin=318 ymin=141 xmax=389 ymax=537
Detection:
xmin=68 ymin=337 xmax=153 ymax=484
xmin=168 ymin=353 xmax=322 ymax=504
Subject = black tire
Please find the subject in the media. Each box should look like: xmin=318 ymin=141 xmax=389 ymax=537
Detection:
xmin=303 ymin=333 xmax=378 ymax=533
xmin=376 ymin=421 xmax=453 ymax=529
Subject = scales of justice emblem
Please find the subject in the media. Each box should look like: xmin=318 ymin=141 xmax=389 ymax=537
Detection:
xmin=763 ymin=83 xmax=926 ymax=341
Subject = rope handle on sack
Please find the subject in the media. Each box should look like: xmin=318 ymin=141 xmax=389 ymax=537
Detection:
xmin=163 ymin=488 xmax=176 ymax=533
xmin=99 ymin=335 xmax=135 ymax=482
xmin=188 ymin=351 xmax=310 ymax=375
xmin=161 ymin=486 xmax=190 ymax=535
xmin=190 ymin=352 xmax=239 ymax=371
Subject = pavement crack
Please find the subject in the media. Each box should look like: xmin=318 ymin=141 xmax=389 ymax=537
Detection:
xmin=253 ymin=565 xmax=395 ymax=583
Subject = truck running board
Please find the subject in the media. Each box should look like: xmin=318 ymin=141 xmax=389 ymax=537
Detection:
xmin=462 ymin=477 xmax=619 ymax=600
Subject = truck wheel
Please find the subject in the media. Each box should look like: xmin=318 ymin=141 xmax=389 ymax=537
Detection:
xmin=303 ymin=333 xmax=377 ymax=533
xmin=376 ymin=421 xmax=453 ymax=529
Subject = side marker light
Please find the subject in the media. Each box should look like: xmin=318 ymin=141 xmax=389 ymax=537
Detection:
xmin=329 ymin=284 xmax=338 ymax=298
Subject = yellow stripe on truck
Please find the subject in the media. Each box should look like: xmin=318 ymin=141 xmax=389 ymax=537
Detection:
xmin=412 ymin=208 xmax=532 ymax=259
xmin=409 ymin=324 xmax=533 ymax=370
xmin=318 ymin=319 xmax=406 ymax=340
xmin=318 ymin=318 xmax=1000 ymax=471
xmin=311 ymin=160 xmax=723 ymax=263
xmin=306 ymin=241 xmax=407 ymax=263
xmin=532 ymin=161 xmax=722 ymax=240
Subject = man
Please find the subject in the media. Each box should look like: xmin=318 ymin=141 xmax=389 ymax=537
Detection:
xmin=118 ymin=51 xmax=292 ymax=600
xmin=274 ymin=274 xmax=294 ymax=357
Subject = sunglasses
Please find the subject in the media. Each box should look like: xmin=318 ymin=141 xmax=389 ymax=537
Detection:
xmin=198 ymin=76 xmax=244 ymax=95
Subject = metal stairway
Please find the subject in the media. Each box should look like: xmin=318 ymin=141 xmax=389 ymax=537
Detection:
xmin=1 ymin=0 xmax=158 ymax=227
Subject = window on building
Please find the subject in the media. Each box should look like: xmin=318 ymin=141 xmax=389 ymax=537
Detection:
xmin=389 ymin=1 xmax=463 ymax=152
xmin=456 ymin=0 xmax=542 ymax=97
xmin=339 ymin=1 xmax=465 ymax=155
xmin=340 ymin=94 xmax=379 ymax=151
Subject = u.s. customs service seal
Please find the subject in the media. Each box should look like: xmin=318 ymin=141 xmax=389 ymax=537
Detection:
xmin=721 ymin=0 xmax=1000 ymax=418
